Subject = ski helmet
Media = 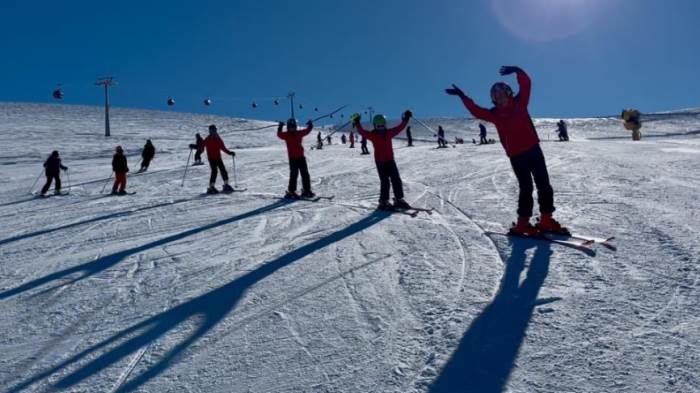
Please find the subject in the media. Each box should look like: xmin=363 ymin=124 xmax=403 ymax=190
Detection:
xmin=116 ymin=145 xmax=123 ymax=153
xmin=286 ymin=118 xmax=298 ymax=128
xmin=490 ymin=82 xmax=513 ymax=103
xmin=208 ymin=124 xmax=217 ymax=133
xmin=372 ymin=114 xmax=387 ymax=127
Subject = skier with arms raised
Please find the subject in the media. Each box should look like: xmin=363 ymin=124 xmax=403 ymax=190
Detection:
xmin=446 ymin=66 xmax=567 ymax=235
xmin=352 ymin=110 xmax=413 ymax=210
xmin=277 ymin=118 xmax=315 ymax=199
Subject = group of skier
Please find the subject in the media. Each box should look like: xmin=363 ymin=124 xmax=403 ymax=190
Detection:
xmin=37 ymin=65 xmax=568 ymax=235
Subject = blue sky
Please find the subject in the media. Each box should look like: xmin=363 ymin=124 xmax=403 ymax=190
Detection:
xmin=1 ymin=0 xmax=698 ymax=121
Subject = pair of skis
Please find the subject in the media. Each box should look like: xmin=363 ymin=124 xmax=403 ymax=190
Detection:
xmin=489 ymin=229 xmax=616 ymax=256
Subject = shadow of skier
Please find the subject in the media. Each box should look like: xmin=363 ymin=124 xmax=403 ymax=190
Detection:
xmin=7 ymin=209 xmax=391 ymax=393
xmin=0 ymin=197 xmax=203 ymax=247
xmin=429 ymin=239 xmax=553 ymax=393
xmin=0 ymin=199 xmax=293 ymax=301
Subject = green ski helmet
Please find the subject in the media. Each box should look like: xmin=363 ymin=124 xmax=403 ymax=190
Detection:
xmin=372 ymin=114 xmax=387 ymax=127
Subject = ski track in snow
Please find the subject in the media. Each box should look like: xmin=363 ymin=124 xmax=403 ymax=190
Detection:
xmin=0 ymin=103 xmax=699 ymax=392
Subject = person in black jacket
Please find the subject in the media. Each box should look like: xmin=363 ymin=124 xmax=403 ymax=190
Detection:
xmin=479 ymin=123 xmax=488 ymax=144
xmin=40 ymin=150 xmax=68 ymax=196
xmin=406 ymin=126 xmax=414 ymax=147
xmin=189 ymin=133 xmax=205 ymax=165
xmin=139 ymin=140 xmax=156 ymax=172
xmin=437 ymin=126 xmax=447 ymax=148
xmin=112 ymin=145 xmax=129 ymax=195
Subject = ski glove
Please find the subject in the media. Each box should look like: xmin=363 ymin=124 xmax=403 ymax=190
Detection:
xmin=445 ymin=84 xmax=465 ymax=98
xmin=351 ymin=113 xmax=361 ymax=125
xmin=499 ymin=66 xmax=522 ymax=76
xmin=402 ymin=110 xmax=413 ymax=121
xmin=230 ymin=151 xmax=236 ymax=157
xmin=306 ymin=120 xmax=313 ymax=128
xmin=278 ymin=122 xmax=285 ymax=132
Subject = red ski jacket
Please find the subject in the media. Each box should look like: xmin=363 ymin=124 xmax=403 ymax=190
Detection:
xmin=460 ymin=70 xmax=540 ymax=158
xmin=356 ymin=118 xmax=409 ymax=162
xmin=277 ymin=126 xmax=313 ymax=159
xmin=203 ymin=135 xmax=232 ymax=161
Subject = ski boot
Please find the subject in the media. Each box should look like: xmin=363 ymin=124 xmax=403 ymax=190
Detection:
xmin=536 ymin=213 xmax=570 ymax=235
xmin=111 ymin=189 xmax=119 ymax=195
xmin=509 ymin=217 xmax=540 ymax=237
xmin=377 ymin=199 xmax=394 ymax=211
xmin=393 ymin=198 xmax=411 ymax=210
xmin=284 ymin=190 xmax=300 ymax=199
xmin=207 ymin=186 xmax=219 ymax=195
xmin=300 ymin=189 xmax=316 ymax=199
xmin=222 ymin=183 xmax=234 ymax=193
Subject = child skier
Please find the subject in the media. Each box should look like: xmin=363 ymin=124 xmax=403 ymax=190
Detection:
xmin=360 ymin=135 xmax=370 ymax=155
xmin=277 ymin=118 xmax=315 ymax=199
xmin=352 ymin=110 xmax=413 ymax=210
xmin=437 ymin=126 xmax=447 ymax=148
xmin=139 ymin=139 xmax=155 ymax=172
xmin=189 ymin=133 xmax=205 ymax=165
xmin=479 ymin=123 xmax=488 ymax=144
xmin=446 ymin=66 xmax=567 ymax=235
xmin=202 ymin=124 xmax=235 ymax=194
xmin=40 ymin=150 xmax=68 ymax=196
xmin=112 ymin=145 xmax=129 ymax=195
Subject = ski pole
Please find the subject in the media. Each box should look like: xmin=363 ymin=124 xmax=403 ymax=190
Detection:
xmin=66 ymin=169 xmax=71 ymax=194
xmin=28 ymin=169 xmax=43 ymax=195
xmin=232 ymin=155 xmax=238 ymax=188
xmin=101 ymin=172 xmax=114 ymax=194
xmin=181 ymin=149 xmax=193 ymax=187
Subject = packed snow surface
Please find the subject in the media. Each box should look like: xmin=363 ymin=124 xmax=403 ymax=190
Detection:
xmin=0 ymin=103 xmax=698 ymax=393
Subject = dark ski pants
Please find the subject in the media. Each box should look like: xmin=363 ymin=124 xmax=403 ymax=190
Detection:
xmin=209 ymin=158 xmax=229 ymax=185
xmin=361 ymin=142 xmax=369 ymax=155
xmin=288 ymin=157 xmax=311 ymax=193
xmin=480 ymin=136 xmax=488 ymax=144
xmin=41 ymin=174 xmax=61 ymax=194
xmin=113 ymin=172 xmax=127 ymax=192
xmin=509 ymin=145 xmax=555 ymax=218
xmin=375 ymin=160 xmax=404 ymax=202
xmin=141 ymin=157 xmax=152 ymax=170
xmin=194 ymin=149 xmax=203 ymax=163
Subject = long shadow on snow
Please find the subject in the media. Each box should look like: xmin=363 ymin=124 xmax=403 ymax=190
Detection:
xmin=0 ymin=199 xmax=292 ymax=301
xmin=0 ymin=197 xmax=203 ymax=247
xmin=7 ymin=209 xmax=391 ymax=393
xmin=430 ymin=239 xmax=553 ymax=393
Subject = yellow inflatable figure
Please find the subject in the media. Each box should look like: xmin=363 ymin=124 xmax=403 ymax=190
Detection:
xmin=622 ymin=109 xmax=642 ymax=140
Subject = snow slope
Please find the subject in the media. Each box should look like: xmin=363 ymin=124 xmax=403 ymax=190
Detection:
xmin=0 ymin=103 xmax=698 ymax=393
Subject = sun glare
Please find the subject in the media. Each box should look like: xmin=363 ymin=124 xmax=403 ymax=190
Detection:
xmin=491 ymin=0 xmax=609 ymax=41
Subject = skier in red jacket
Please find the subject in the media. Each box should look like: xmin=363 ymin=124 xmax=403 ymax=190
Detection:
xmin=446 ymin=66 xmax=566 ymax=235
xmin=353 ymin=110 xmax=412 ymax=210
xmin=202 ymin=124 xmax=235 ymax=194
xmin=277 ymin=118 xmax=315 ymax=199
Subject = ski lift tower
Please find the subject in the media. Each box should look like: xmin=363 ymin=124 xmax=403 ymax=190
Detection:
xmin=95 ymin=77 xmax=116 ymax=137
xmin=288 ymin=91 xmax=296 ymax=119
